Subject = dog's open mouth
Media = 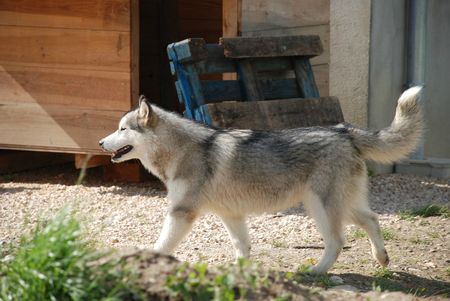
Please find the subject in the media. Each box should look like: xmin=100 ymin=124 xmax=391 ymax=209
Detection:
xmin=112 ymin=145 xmax=133 ymax=160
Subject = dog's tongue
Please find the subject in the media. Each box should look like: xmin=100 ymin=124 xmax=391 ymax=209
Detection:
xmin=112 ymin=145 xmax=133 ymax=160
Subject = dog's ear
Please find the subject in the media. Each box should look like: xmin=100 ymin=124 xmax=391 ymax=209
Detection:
xmin=138 ymin=95 xmax=157 ymax=127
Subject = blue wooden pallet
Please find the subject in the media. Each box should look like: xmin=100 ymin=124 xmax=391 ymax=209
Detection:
xmin=167 ymin=36 xmax=323 ymax=126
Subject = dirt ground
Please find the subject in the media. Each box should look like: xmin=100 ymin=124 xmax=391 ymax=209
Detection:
xmin=1 ymin=163 xmax=449 ymax=299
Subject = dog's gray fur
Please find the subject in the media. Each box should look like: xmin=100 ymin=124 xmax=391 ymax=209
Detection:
xmin=100 ymin=86 xmax=423 ymax=273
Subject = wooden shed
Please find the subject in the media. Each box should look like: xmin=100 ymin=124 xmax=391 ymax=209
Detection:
xmin=0 ymin=0 xmax=329 ymax=163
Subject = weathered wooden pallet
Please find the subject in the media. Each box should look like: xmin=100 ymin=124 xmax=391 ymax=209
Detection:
xmin=167 ymin=36 xmax=343 ymax=128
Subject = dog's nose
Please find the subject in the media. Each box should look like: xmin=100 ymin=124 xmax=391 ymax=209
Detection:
xmin=99 ymin=140 xmax=104 ymax=147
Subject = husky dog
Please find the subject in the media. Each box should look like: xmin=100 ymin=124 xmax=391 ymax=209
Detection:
xmin=99 ymin=86 xmax=423 ymax=273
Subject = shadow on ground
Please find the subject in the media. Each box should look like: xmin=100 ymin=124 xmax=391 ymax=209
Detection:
xmin=324 ymin=272 xmax=449 ymax=297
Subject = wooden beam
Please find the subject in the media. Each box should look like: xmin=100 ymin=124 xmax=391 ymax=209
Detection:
xmin=222 ymin=0 xmax=240 ymax=81
xmin=220 ymin=35 xmax=323 ymax=58
xmin=0 ymin=26 xmax=130 ymax=72
xmin=74 ymin=154 xmax=111 ymax=169
xmin=223 ymin=0 xmax=241 ymax=37
xmin=103 ymin=161 xmax=152 ymax=182
xmin=130 ymin=0 xmax=140 ymax=107
xmin=0 ymin=64 xmax=131 ymax=111
xmin=201 ymin=97 xmax=344 ymax=129
xmin=0 ymin=102 xmax=124 ymax=154
xmin=0 ymin=0 xmax=131 ymax=31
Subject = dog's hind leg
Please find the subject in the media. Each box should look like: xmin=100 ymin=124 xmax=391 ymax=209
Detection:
xmin=350 ymin=207 xmax=389 ymax=267
xmin=303 ymin=193 xmax=345 ymax=274
xmin=154 ymin=207 xmax=197 ymax=255
xmin=220 ymin=215 xmax=251 ymax=259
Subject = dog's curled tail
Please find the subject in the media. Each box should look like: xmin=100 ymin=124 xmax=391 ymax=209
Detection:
xmin=349 ymin=86 xmax=424 ymax=163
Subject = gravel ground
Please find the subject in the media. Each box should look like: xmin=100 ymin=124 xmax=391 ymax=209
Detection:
xmin=1 ymin=164 xmax=449 ymax=297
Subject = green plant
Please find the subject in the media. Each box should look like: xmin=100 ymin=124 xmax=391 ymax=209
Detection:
xmin=400 ymin=204 xmax=450 ymax=220
xmin=373 ymin=267 xmax=394 ymax=279
xmin=272 ymin=240 xmax=288 ymax=248
xmin=353 ymin=229 xmax=367 ymax=239
xmin=0 ymin=210 xmax=142 ymax=301
xmin=165 ymin=258 xmax=267 ymax=301
xmin=371 ymin=267 xmax=399 ymax=292
xmin=381 ymin=228 xmax=395 ymax=241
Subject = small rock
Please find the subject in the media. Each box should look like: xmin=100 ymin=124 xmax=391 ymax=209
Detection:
xmin=330 ymin=275 xmax=344 ymax=285
xmin=330 ymin=285 xmax=359 ymax=292
xmin=424 ymin=262 xmax=436 ymax=268
xmin=408 ymin=267 xmax=421 ymax=273
xmin=2 ymin=255 xmax=15 ymax=263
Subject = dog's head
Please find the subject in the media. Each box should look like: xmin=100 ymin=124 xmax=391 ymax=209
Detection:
xmin=99 ymin=95 xmax=159 ymax=163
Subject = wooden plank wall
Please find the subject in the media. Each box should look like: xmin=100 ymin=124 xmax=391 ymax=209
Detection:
xmin=0 ymin=0 xmax=135 ymax=153
xmin=240 ymin=0 xmax=330 ymax=96
xmin=149 ymin=0 xmax=223 ymax=112
xmin=178 ymin=0 xmax=222 ymax=43
xmin=140 ymin=0 xmax=160 ymax=105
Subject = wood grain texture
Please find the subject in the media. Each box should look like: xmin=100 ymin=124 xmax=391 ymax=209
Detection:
xmin=223 ymin=0 xmax=241 ymax=37
xmin=179 ymin=0 xmax=222 ymax=20
xmin=0 ymin=102 xmax=124 ymax=153
xmin=0 ymin=26 xmax=130 ymax=71
xmin=236 ymin=59 xmax=264 ymax=101
xmin=0 ymin=0 xmax=130 ymax=31
xmin=130 ymin=0 xmax=139 ymax=106
xmin=312 ymin=64 xmax=329 ymax=97
xmin=241 ymin=0 xmax=329 ymax=32
xmin=242 ymin=24 xmax=330 ymax=66
xmin=220 ymin=35 xmax=323 ymax=58
xmin=0 ymin=64 xmax=130 ymax=111
xmin=204 ymin=97 xmax=343 ymax=129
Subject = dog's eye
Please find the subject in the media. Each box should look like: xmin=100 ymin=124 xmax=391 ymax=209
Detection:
xmin=120 ymin=127 xmax=126 ymax=131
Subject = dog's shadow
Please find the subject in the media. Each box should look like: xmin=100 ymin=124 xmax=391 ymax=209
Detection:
xmin=326 ymin=271 xmax=450 ymax=297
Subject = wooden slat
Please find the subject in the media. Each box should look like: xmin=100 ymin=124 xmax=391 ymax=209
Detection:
xmin=0 ymin=102 xmax=124 ymax=154
xmin=0 ymin=26 xmax=130 ymax=71
xmin=236 ymin=59 xmax=264 ymax=101
xmin=202 ymin=78 xmax=300 ymax=102
xmin=241 ymin=0 xmax=329 ymax=32
xmin=167 ymin=38 xmax=208 ymax=63
xmin=103 ymin=161 xmax=151 ymax=182
xmin=0 ymin=0 xmax=130 ymax=31
xmin=130 ymin=0 xmax=139 ymax=106
xmin=0 ymin=64 xmax=130 ymax=111
xmin=293 ymin=57 xmax=320 ymax=98
xmin=221 ymin=35 xmax=323 ymax=58
xmin=223 ymin=0 xmax=241 ymax=37
xmin=202 ymin=97 xmax=344 ymax=129
xmin=242 ymin=24 xmax=330 ymax=66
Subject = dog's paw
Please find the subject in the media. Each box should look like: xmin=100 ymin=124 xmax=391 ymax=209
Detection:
xmin=309 ymin=265 xmax=328 ymax=275
xmin=378 ymin=249 xmax=390 ymax=267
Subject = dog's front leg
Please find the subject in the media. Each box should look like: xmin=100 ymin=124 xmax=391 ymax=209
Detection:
xmin=220 ymin=215 xmax=250 ymax=259
xmin=154 ymin=208 xmax=197 ymax=255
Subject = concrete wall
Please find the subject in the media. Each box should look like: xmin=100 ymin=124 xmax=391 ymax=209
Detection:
xmin=331 ymin=0 xmax=450 ymax=167
xmin=330 ymin=0 xmax=371 ymax=127
xmin=368 ymin=0 xmax=450 ymax=160
xmin=425 ymin=0 xmax=450 ymax=158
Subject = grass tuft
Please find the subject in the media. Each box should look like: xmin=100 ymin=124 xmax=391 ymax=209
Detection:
xmin=353 ymin=229 xmax=367 ymax=239
xmin=0 ymin=210 xmax=142 ymax=301
xmin=381 ymin=228 xmax=396 ymax=241
xmin=165 ymin=258 xmax=269 ymax=301
xmin=400 ymin=204 xmax=450 ymax=220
